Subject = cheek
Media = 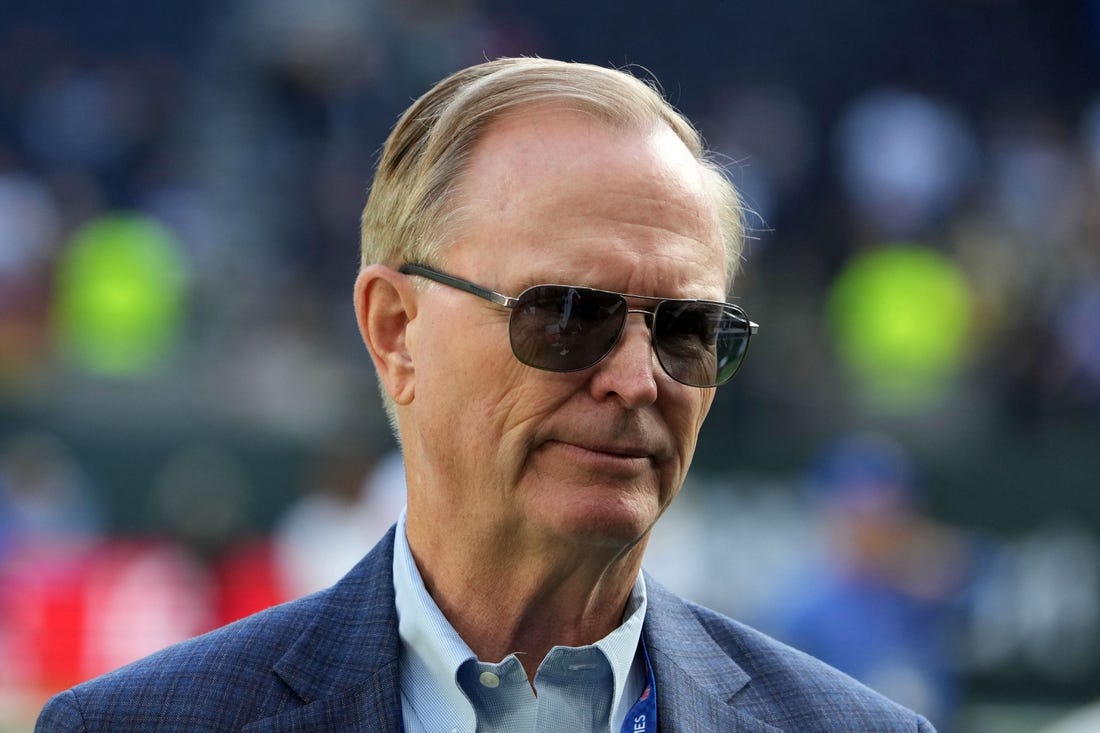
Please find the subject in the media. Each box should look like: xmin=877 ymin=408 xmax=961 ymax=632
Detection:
xmin=486 ymin=369 xmax=575 ymax=441
xmin=675 ymin=381 xmax=710 ymax=415
xmin=432 ymin=346 xmax=562 ymax=453
xmin=412 ymin=302 xmax=511 ymax=407
xmin=407 ymin=310 xmax=504 ymax=455
xmin=668 ymin=390 xmax=713 ymax=465
xmin=693 ymin=389 xmax=716 ymax=432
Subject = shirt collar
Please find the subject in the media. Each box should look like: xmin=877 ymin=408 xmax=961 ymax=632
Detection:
xmin=392 ymin=509 xmax=648 ymax=731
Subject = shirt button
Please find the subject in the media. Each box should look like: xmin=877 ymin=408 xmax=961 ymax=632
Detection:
xmin=479 ymin=671 xmax=501 ymax=688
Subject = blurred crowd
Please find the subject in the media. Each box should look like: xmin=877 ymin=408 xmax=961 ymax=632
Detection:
xmin=2 ymin=1 xmax=1100 ymax=731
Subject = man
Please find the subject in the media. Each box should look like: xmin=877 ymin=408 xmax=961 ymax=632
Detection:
xmin=38 ymin=58 xmax=936 ymax=732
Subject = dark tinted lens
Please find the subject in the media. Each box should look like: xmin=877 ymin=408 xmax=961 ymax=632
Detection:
xmin=509 ymin=286 xmax=627 ymax=371
xmin=654 ymin=301 xmax=752 ymax=386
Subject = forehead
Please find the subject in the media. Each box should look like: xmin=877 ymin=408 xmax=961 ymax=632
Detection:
xmin=446 ymin=107 xmax=726 ymax=298
xmin=462 ymin=106 xmax=706 ymax=203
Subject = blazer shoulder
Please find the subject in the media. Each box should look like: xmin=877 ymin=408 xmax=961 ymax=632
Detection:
xmin=656 ymin=589 xmax=936 ymax=732
xmin=36 ymin=530 xmax=401 ymax=733
xmin=36 ymin=690 xmax=85 ymax=733
xmin=36 ymin=592 xmax=330 ymax=732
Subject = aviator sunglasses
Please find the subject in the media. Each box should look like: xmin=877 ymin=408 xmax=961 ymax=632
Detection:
xmin=399 ymin=263 xmax=759 ymax=388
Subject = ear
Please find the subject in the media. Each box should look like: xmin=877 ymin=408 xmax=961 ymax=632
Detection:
xmin=354 ymin=265 xmax=417 ymax=406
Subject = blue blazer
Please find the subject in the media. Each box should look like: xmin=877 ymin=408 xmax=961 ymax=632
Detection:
xmin=37 ymin=527 xmax=935 ymax=732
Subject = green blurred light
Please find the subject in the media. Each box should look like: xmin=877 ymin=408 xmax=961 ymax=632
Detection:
xmin=54 ymin=214 xmax=187 ymax=375
xmin=828 ymin=244 xmax=972 ymax=407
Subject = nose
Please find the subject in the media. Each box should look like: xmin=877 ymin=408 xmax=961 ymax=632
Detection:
xmin=588 ymin=311 xmax=660 ymax=407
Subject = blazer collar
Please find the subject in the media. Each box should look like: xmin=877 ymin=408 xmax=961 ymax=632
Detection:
xmin=243 ymin=527 xmax=404 ymax=733
xmin=241 ymin=529 xmax=785 ymax=733
xmin=643 ymin=576 xmax=784 ymax=733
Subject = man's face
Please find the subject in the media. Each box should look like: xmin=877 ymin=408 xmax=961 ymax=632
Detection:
xmin=402 ymin=108 xmax=727 ymax=553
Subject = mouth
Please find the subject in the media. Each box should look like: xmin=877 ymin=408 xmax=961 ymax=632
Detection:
xmin=546 ymin=439 xmax=655 ymax=464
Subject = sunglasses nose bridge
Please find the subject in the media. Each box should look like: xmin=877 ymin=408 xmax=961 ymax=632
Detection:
xmin=621 ymin=307 xmax=656 ymax=343
xmin=613 ymin=307 xmax=660 ymax=358
xmin=588 ymin=306 xmax=662 ymax=387
xmin=624 ymin=307 xmax=655 ymax=327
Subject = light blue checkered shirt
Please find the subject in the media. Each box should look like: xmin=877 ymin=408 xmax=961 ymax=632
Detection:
xmin=393 ymin=510 xmax=647 ymax=733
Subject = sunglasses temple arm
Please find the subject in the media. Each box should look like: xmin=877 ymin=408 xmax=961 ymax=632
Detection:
xmin=400 ymin=264 xmax=517 ymax=308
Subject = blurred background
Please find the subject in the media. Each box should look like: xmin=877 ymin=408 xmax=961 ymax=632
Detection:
xmin=1 ymin=0 xmax=1099 ymax=730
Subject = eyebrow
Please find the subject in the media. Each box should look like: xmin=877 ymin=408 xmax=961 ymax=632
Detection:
xmin=440 ymin=263 xmax=725 ymax=304
xmin=518 ymin=280 xmax=731 ymax=307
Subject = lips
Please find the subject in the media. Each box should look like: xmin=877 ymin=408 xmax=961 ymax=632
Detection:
xmin=545 ymin=438 xmax=656 ymax=462
xmin=537 ymin=414 xmax=672 ymax=465
xmin=577 ymin=442 xmax=651 ymax=459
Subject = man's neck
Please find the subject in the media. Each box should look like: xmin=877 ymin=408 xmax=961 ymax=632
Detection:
xmin=406 ymin=513 xmax=647 ymax=682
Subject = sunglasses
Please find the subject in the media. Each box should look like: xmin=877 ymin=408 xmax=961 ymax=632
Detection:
xmin=399 ymin=263 xmax=758 ymax=388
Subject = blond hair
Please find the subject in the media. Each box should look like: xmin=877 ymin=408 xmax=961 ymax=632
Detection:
xmin=360 ymin=56 xmax=745 ymax=283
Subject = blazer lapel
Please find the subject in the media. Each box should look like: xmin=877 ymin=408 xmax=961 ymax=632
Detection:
xmin=243 ymin=528 xmax=405 ymax=733
xmin=643 ymin=577 xmax=784 ymax=733
xmin=241 ymin=666 xmax=402 ymax=733
xmin=240 ymin=533 xmax=788 ymax=732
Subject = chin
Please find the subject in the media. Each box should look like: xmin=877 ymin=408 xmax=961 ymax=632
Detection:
xmin=540 ymin=493 xmax=663 ymax=550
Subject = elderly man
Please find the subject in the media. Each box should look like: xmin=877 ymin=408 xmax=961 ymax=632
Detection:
xmin=38 ymin=58 xmax=935 ymax=732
